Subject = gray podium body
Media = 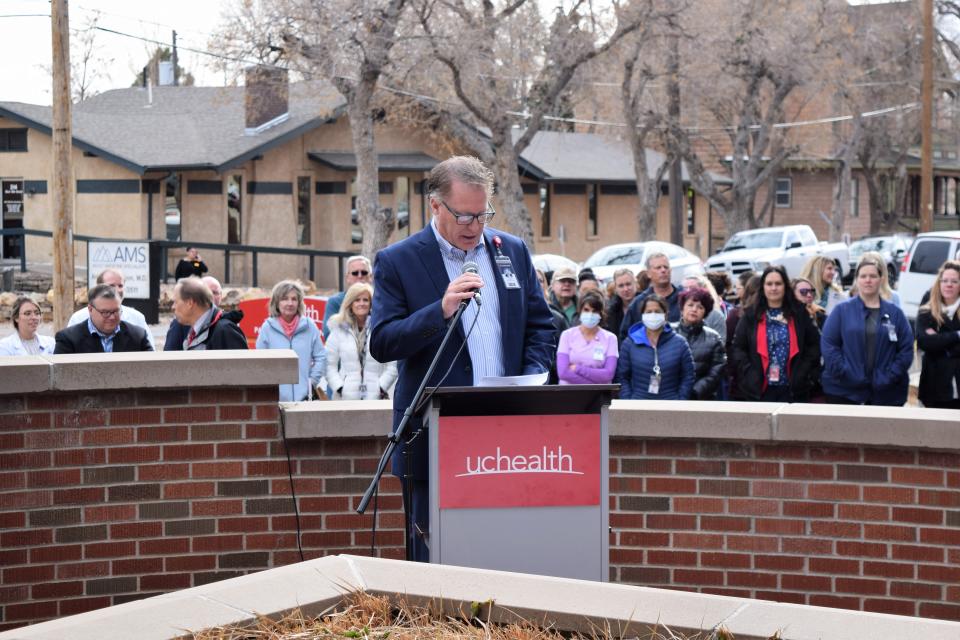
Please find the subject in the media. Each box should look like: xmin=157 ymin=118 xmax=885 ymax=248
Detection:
xmin=426 ymin=385 xmax=613 ymax=581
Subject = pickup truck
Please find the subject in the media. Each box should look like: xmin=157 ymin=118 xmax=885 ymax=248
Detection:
xmin=705 ymin=225 xmax=850 ymax=281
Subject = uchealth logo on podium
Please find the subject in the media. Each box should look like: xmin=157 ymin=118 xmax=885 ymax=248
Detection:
xmin=438 ymin=414 xmax=600 ymax=509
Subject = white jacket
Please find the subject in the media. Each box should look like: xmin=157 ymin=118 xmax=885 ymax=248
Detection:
xmin=0 ymin=332 xmax=56 ymax=356
xmin=325 ymin=319 xmax=397 ymax=400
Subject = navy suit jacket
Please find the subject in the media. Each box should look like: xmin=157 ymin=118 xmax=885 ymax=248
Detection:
xmin=54 ymin=320 xmax=153 ymax=354
xmin=369 ymin=225 xmax=555 ymax=480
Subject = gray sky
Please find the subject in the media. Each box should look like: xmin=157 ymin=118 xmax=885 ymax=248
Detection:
xmin=1 ymin=0 xmax=228 ymax=105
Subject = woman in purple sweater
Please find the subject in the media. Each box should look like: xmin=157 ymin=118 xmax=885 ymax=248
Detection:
xmin=556 ymin=292 xmax=619 ymax=385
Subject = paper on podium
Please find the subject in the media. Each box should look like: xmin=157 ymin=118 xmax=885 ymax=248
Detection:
xmin=477 ymin=372 xmax=549 ymax=387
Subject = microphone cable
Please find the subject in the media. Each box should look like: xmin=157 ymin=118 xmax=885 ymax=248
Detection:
xmin=413 ymin=300 xmax=482 ymax=416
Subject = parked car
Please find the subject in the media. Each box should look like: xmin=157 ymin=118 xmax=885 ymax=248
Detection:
xmin=581 ymin=241 xmax=704 ymax=287
xmin=844 ymin=234 xmax=913 ymax=286
xmin=898 ymin=230 xmax=960 ymax=322
xmin=532 ymin=253 xmax=580 ymax=284
xmin=705 ymin=224 xmax=850 ymax=281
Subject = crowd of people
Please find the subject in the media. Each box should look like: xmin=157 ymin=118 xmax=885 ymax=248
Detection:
xmin=5 ymin=245 xmax=959 ymax=409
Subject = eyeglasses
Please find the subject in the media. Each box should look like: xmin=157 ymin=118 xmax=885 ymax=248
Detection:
xmin=441 ymin=200 xmax=496 ymax=225
xmin=349 ymin=270 xmax=370 ymax=277
xmin=91 ymin=306 xmax=121 ymax=318
xmin=796 ymin=288 xmax=814 ymax=296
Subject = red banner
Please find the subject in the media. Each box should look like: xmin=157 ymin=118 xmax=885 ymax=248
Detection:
xmin=438 ymin=414 xmax=601 ymax=509
xmin=238 ymin=296 xmax=328 ymax=348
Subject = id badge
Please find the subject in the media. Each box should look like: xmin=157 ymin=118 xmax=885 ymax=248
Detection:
xmin=886 ymin=324 xmax=898 ymax=342
xmin=495 ymin=255 xmax=521 ymax=289
xmin=768 ymin=364 xmax=781 ymax=383
xmin=593 ymin=346 xmax=606 ymax=362
xmin=648 ymin=375 xmax=661 ymax=395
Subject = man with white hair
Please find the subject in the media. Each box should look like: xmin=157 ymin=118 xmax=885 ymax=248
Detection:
xmin=69 ymin=268 xmax=156 ymax=350
xmin=164 ymin=276 xmax=243 ymax=350
xmin=322 ymin=255 xmax=372 ymax=340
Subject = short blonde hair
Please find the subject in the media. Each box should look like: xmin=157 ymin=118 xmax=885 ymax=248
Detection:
xmin=857 ymin=252 xmax=894 ymax=300
xmin=331 ymin=283 xmax=374 ymax=329
xmin=268 ymin=280 xmax=305 ymax=318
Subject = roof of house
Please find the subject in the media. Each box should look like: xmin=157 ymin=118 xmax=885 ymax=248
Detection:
xmin=307 ymin=151 xmax=439 ymax=172
xmin=0 ymin=82 xmax=346 ymax=175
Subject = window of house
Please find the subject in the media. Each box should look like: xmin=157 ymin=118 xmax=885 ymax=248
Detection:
xmin=296 ymin=176 xmax=311 ymax=246
xmin=396 ymin=176 xmax=410 ymax=237
xmin=587 ymin=184 xmax=598 ymax=236
xmin=165 ymin=174 xmax=181 ymax=242
xmin=850 ymin=178 xmax=859 ymax=217
xmin=540 ymin=184 xmax=551 ymax=237
xmin=775 ymin=177 xmax=792 ymax=208
xmin=227 ymin=175 xmax=242 ymax=244
xmin=0 ymin=129 xmax=27 ymax=152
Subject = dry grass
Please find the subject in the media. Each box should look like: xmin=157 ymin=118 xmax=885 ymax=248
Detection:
xmin=188 ymin=591 xmax=753 ymax=640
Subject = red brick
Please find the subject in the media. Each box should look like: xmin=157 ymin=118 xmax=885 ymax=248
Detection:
xmin=783 ymin=463 xmax=834 ymax=480
xmin=3 ymin=564 xmax=54 ymax=583
xmin=139 ymin=538 xmax=190 ymax=555
xmin=246 ymin=461 xmax=290 ymax=476
xmin=920 ymin=527 xmax=960 ymax=545
xmin=81 ymin=505 xmax=132 ymax=524
xmin=219 ymin=405 xmax=253 ymax=421
xmin=217 ymin=442 xmax=269 ymax=458
xmin=783 ymin=501 xmax=835 ymax=518
xmin=192 ymin=499 xmax=244 ymax=516
xmin=0 ymin=412 xmax=50 ymax=430
xmin=836 ymin=577 xmax=887 ymax=596
xmin=166 ymin=555 xmax=217 ymax=572
xmin=193 ymin=388 xmax=246 ymax=404
xmin=757 ymin=590 xmax=806 ymax=605
xmin=246 ymin=423 xmax=278 ymax=439
xmin=646 ymin=514 xmax=697 ymax=529
xmin=728 ymin=460 xmax=780 ymax=477
xmin=55 ymin=409 xmax=109 ymax=428
xmin=810 ymin=557 xmax=858 ymax=574
xmin=139 ymin=463 xmax=191 ymax=481
xmin=919 ymin=603 xmax=960 ymax=621
xmin=1 ymin=528 xmax=52 ymax=547
xmin=753 ymin=555 xmax=805 ymax=571
xmin=893 ymin=507 xmax=944 ymax=525
xmin=619 ymin=531 xmax=670 ymax=547
xmin=163 ymin=482 xmax=215 ymax=499
xmin=84 ymin=541 xmax=136 ymax=558
xmin=192 ymin=461 xmax=244 ymax=478
xmin=782 ymin=574 xmax=832 ymax=591
xmin=107 ymin=446 xmax=161 ymax=464
xmin=672 ymin=533 xmax=724 ymax=549
xmin=81 ymin=427 xmax=133 ymax=446
xmin=32 ymin=580 xmax=84 ymax=599
xmin=246 ymin=533 xmax=299 ymax=550
xmin=164 ymin=406 xmax=217 ymax=423
xmin=755 ymin=444 xmax=806 ymax=460
xmin=647 ymin=550 xmax=697 ymax=566
xmin=836 ymin=541 xmax=888 ymax=558
xmin=217 ymin=517 xmax=270 ymax=533
xmin=54 ymin=448 xmax=105 ymax=466
xmin=645 ymin=441 xmax=698 ymax=457
xmin=755 ymin=518 xmax=805 ymax=536
xmin=673 ymin=569 xmax=724 ymax=585
xmin=192 ymin=535 xmax=244 ymax=552
xmin=0 ymin=549 xmax=28 ymax=566
xmin=675 ymin=460 xmax=725 ymax=475
xmin=918 ymin=489 xmax=960 ymax=508
xmin=610 ymin=513 xmax=645 ymax=528
xmin=0 ymin=512 xmax=25 ymax=528
xmin=645 ymin=477 xmax=696 ymax=494
xmin=611 ymin=439 xmax=643 ymax=456
xmin=611 ymin=477 xmax=644 ymax=493
xmin=56 ymin=561 xmax=110 ymax=579
xmin=728 ymin=498 xmax=779 ymax=516
xmin=782 ymin=537 xmax=833 ymax=555
xmin=726 ymin=535 xmax=779 ymax=552
xmin=810 ymin=521 xmax=860 ymax=538
xmin=864 ymin=449 xmax=915 ymax=464
xmin=949 ymin=472 xmax=960 ymax=488
xmin=727 ymin=571 xmax=777 ymax=588
xmin=0 ymin=471 xmax=25 ymax=490
xmin=272 ymin=478 xmax=324 ymax=495
xmin=163 ymin=444 xmax=215 ymax=461
xmin=299 ymin=496 xmax=351 ymax=513
xmin=702 ymin=587 xmax=752 ymax=598
xmin=300 ymin=531 xmax=352 ymax=547
xmin=919 ymin=452 xmax=960 ymax=468
xmin=4 ymin=600 xmax=58 ymax=621
xmin=838 ymin=504 xmax=889 ymax=521
xmin=110 ymin=558 xmax=164 ymax=575
xmin=255 ymin=404 xmax=279 ymax=420
xmin=809 ymin=594 xmax=861 ymax=610
xmin=111 ymin=408 xmax=163 ymax=426
xmin=701 ymin=552 xmax=751 ymax=568
xmin=700 ymin=516 xmax=751 ymax=532
xmin=864 ymin=524 xmax=916 ymax=542
xmin=610 ymin=548 xmax=644 ymax=564
xmin=893 ymin=544 xmax=944 ymax=562
xmin=672 ymin=497 xmax=724 ymax=513
xmin=0 ymin=451 xmax=50 ymax=470
xmin=29 ymin=544 xmax=81 ymax=563
xmin=864 ymin=598 xmax=916 ymax=616
xmin=890 ymin=581 xmax=942 ymax=599
xmin=751 ymin=481 xmax=804 ymax=499
xmin=864 ymin=486 xmax=915 ymax=504
xmin=141 ymin=573 xmax=192 ymax=590
xmin=0 ymin=489 xmax=51 ymax=509
xmin=860 ymin=561 xmax=914 ymax=580
xmin=136 ymin=424 xmax=188 ymax=442
xmin=807 ymin=483 xmax=860 ymax=501
xmin=810 ymin=446 xmax=860 ymax=462
xmin=23 ymin=430 xmax=80 ymax=449
xmin=892 ymin=467 xmax=944 ymax=486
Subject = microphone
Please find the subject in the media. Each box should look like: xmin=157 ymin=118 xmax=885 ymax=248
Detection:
xmin=461 ymin=261 xmax=482 ymax=306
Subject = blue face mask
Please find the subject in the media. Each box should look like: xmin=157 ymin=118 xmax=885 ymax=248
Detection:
xmin=579 ymin=311 xmax=601 ymax=328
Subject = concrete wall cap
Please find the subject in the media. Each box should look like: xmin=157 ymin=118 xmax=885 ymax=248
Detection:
xmin=609 ymin=399 xmax=779 ymax=440
xmin=0 ymin=355 xmax=50 ymax=394
xmin=281 ymin=399 xmax=392 ymax=438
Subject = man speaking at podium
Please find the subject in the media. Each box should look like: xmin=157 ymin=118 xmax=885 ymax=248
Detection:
xmin=370 ymin=155 xmax=555 ymax=562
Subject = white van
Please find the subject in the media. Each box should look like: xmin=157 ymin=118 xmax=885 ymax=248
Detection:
xmin=898 ymin=230 xmax=960 ymax=322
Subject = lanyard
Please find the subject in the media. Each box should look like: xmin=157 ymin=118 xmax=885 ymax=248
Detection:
xmin=353 ymin=325 xmax=368 ymax=382
xmin=652 ymin=344 xmax=661 ymax=379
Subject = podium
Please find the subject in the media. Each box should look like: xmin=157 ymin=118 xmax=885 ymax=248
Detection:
xmin=425 ymin=384 xmax=615 ymax=581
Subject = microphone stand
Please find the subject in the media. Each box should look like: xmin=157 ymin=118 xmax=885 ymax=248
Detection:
xmin=356 ymin=297 xmax=472 ymax=531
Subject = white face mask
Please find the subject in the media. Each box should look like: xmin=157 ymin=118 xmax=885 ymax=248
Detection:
xmin=579 ymin=311 xmax=601 ymax=328
xmin=642 ymin=312 xmax=666 ymax=330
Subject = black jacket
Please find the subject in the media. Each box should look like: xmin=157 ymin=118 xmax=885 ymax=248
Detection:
xmin=916 ymin=309 xmax=960 ymax=406
xmin=732 ymin=306 xmax=820 ymax=402
xmin=165 ymin=309 xmax=245 ymax=351
xmin=54 ymin=320 xmax=153 ymax=354
xmin=187 ymin=312 xmax=248 ymax=350
xmin=605 ymin=295 xmax=628 ymax=335
xmin=674 ymin=321 xmax=726 ymax=399
xmin=174 ymin=258 xmax=208 ymax=280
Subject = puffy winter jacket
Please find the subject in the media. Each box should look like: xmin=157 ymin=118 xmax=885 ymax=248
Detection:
xmin=615 ymin=322 xmax=695 ymax=400
xmin=915 ymin=308 xmax=960 ymax=407
xmin=256 ymin=316 xmax=326 ymax=402
xmin=673 ymin=321 xmax=726 ymax=399
xmin=325 ymin=319 xmax=398 ymax=400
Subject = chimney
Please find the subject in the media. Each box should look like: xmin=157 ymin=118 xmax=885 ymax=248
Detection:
xmin=244 ymin=66 xmax=289 ymax=135
xmin=158 ymin=61 xmax=175 ymax=86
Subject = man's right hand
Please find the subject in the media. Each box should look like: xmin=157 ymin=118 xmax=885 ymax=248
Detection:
xmin=442 ymin=273 xmax=484 ymax=319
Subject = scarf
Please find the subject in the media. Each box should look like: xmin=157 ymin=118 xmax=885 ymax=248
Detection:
xmin=184 ymin=306 xmax=222 ymax=351
xmin=277 ymin=314 xmax=299 ymax=339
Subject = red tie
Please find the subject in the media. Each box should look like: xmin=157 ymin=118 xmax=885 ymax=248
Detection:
xmin=187 ymin=328 xmax=196 ymax=344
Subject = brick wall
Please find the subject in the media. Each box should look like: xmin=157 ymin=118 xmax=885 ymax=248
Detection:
xmin=609 ymin=439 xmax=960 ymax=621
xmin=0 ymin=386 xmax=403 ymax=631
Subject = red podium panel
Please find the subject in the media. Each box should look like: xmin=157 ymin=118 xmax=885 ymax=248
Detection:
xmin=438 ymin=414 xmax=601 ymax=509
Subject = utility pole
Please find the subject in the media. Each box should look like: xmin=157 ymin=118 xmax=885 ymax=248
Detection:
xmin=172 ymin=30 xmax=179 ymax=86
xmin=667 ymin=33 xmax=683 ymax=246
xmin=919 ymin=0 xmax=934 ymax=233
xmin=51 ymin=0 xmax=74 ymax=330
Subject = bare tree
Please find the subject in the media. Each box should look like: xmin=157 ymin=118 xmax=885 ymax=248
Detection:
xmin=41 ymin=10 xmax=113 ymax=102
xmin=412 ymin=0 xmax=653 ymax=247
xmin=214 ymin=0 xmax=407 ymax=257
